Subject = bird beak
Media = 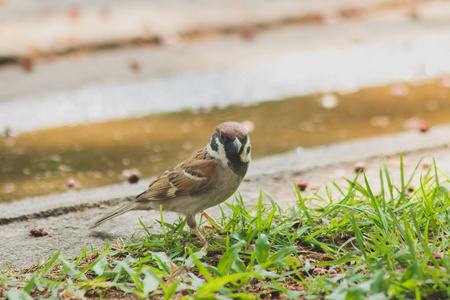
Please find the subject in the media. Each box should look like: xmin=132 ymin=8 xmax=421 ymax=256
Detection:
xmin=232 ymin=137 xmax=242 ymax=152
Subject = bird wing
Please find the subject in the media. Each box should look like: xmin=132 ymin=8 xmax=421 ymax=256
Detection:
xmin=135 ymin=148 xmax=215 ymax=202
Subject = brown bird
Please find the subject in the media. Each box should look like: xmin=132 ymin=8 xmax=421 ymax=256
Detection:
xmin=90 ymin=122 xmax=251 ymax=241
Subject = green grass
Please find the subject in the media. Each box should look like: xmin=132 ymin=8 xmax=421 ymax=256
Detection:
xmin=2 ymin=156 xmax=450 ymax=299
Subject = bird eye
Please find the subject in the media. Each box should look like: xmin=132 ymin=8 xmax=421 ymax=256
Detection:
xmin=220 ymin=131 xmax=225 ymax=140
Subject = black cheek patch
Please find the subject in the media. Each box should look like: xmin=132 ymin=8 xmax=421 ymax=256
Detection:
xmin=210 ymin=136 xmax=219 ymax=152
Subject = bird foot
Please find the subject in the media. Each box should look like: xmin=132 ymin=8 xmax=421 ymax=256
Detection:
xmin=202 ymin=211 xmax=224 ymax=232
xmin=192 ymin=227 xmax=205 ymax=243
xmin=192 ymin=228 xmax=210 ymax=249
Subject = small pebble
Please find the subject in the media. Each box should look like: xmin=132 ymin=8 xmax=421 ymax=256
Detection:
xmin=418 ymin=122 xmax=430 ymax=133
xmin=128 ymin=173 xmax=139 ymax=184
xmin=65 ymin=178 xmax=79 ymax=190
xmin=240 ymin=27 xmax=259 ymax=40
xmin=123 ymin=169 xmax=141 ymax=184
xmin=354 ymin=162 xmax=366 ymax=173
xmin=30 ymin=228 xmax=50 ymax=237
xmin=296 ymin=180 xmax=308 ymax=191
xmin=20 ymin=58 xmax=34 ymax=72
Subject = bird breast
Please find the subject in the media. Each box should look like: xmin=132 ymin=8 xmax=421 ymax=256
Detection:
xmin=166 ymin=162 xmax=244 ymax=216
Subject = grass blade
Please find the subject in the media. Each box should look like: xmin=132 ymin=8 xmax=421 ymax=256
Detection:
xmin=217 ymin=240 xmax=246 ymax=275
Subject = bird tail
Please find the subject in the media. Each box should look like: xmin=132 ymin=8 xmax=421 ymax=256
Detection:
xmin=89 ymin=202 xmax=139 ymax=229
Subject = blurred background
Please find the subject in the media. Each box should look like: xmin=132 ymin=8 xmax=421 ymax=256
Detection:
xmin=1 ymin=0 xmax=450 ymax=203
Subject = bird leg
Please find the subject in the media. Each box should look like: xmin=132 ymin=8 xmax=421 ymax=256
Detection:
xmin=186 ymin=214 xmax=206 ymax=242
xmin=192 ymin=227 xmax=205 ymax=242
xmin=202 ymin=211 xmax=224 ymax=232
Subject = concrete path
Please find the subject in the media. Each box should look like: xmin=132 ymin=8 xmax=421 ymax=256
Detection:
xmin=2 ymin=125 xmax=450 ymax=269
xmin=0 ymin=0 xmax=413 ymax=58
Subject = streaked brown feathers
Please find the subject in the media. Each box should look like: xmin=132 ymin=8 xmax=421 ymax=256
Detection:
xmin=135 ymin=147 xmax=215 ymax=202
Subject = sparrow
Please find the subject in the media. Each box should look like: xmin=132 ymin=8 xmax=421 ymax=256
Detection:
xmin=90 ymin=122 xmax=251 ymax=241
